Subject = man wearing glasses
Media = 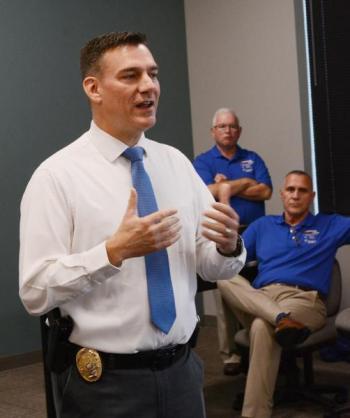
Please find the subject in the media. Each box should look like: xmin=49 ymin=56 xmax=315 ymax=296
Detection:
xmin=193 ymin=108 xmax=272 ymax=376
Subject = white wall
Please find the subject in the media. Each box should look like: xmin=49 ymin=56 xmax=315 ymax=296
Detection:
xmin=184 ymin=0 xmax=350 ymax=313
xmin=185 ymin=0 xmax=304 ymax=214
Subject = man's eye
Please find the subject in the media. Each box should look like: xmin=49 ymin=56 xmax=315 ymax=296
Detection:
xmin=122 ymin=74 xmax=136 ymax=80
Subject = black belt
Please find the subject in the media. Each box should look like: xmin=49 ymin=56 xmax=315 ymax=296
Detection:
xmin=272 ymin=283 xmax=326 ymax=301
xmin=67 ymin=341 xmax=188 ymax=371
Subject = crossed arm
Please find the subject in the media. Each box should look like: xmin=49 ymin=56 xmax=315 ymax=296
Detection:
xmin=208 ymin=175 xmax=272 ymax=204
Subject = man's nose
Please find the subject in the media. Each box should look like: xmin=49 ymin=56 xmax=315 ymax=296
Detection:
xmin=139 ymin=74 xmax=157 ymax=92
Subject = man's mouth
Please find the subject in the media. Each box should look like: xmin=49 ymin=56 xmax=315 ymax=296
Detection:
xmin=135 ymin=100 xmax=154 ymax=109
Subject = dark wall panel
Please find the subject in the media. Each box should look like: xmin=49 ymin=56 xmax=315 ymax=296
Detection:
xmin=305 ymin=0 xmax=350 ymax=213
xmin=0 ymin=0 xmax=192 ymax=356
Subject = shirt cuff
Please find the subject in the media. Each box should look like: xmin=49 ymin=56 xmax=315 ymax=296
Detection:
xmin=83 ymin=242 xmax=120 ymax=284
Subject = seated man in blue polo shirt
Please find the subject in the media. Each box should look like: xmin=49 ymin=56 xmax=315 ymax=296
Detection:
xmin=193 ymin=108 xmax=272 ymax=376
xmin=218 ymin=170 xmax=350 ymax=418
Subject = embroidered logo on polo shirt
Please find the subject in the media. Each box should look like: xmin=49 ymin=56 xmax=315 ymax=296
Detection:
xmin=303 ymin=229 xmax=319 ymax=244
xmin=241 ymin=159 xmax=254 ymax=172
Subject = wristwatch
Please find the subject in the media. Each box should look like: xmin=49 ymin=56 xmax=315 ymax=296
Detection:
xmin=217 ymin=235 xmax=243 ymax=257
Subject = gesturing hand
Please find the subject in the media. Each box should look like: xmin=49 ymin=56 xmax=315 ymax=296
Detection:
xmin=106 ymin=188 xmax=181 ymax=266
xmin=201 ymin=202 xmax=240 ymax=255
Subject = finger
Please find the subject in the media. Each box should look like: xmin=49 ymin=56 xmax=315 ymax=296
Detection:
xmin=167 ymin=222 xmax=182 ymax=237
xmin=125 ymin=188 xmax=138 ymax=217
xmin=153 ymin=216 xmax=180 ymax=232
xmin=202 ymin=229 xmax=233 ymax=246
xmin=202 ymin=228 xmax=238 ymax=255
xmin=212 ymin=201 xmax=239 ymax=219
xmin=202 ymin=220 xmax=237 ymax=237
xmin=215 ymin=173 xmax=227 ymax=181
xmin=157 ymin=228 xmax=182 ymax=249
xmin=204 ymin=206 xmax=239 ymax=226
xmin=204 ymin=211 xmax=239 ymax=231
xmin=146 ymin=208 xmax=178 ymax=224
xmin=137 ymin=216 xmax=181 ymax=250
xmin=152 ymin=220 xmax=182 ymax=242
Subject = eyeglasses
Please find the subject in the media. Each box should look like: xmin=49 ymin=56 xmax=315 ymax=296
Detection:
xmin=213 ymin=124 xmax=240 ymax=131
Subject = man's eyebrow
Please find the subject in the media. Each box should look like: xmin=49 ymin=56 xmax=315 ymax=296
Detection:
xmin=119 ymin=65 xmax=159 ymax=73
xmin=286 ymin=186 xmax=309 ymax=192
xmin=118 ymin=67 xmax=139 ymax=74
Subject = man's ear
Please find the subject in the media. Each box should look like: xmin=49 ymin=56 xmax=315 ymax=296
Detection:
xmin=82 ymin=76 xmax=102 ymax=104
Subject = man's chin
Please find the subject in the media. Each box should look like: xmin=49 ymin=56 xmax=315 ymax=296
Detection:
xmin=288 ymin=207 xmax=301 ymax=214
xmin=137 ymin=116 xmax=157 ymax=131
xmin=286 ymin=208 xmax=308 ymax=219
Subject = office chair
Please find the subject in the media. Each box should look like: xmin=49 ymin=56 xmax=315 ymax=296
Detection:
xmin=323 ymin=307 xmax=350 ymax=418
xmin=233 ymin=260 xmax=348 ymax=416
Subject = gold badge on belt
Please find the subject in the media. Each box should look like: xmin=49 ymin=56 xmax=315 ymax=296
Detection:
xmin=76 ymin=348 xmax=103 ymax=382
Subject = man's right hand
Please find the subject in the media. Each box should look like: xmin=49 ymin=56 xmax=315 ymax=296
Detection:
xmin=105 ymin=188 xmax=181 ymax=266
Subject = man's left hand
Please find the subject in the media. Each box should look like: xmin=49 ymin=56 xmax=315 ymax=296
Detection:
xmin=201 ymin=202 xmax=240 ymax=255
xmin=214 ymin=173 xmax=228 ymax=183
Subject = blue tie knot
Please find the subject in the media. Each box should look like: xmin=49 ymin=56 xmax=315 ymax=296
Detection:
xmin=123 ymin=146 xmax=144 ymax=162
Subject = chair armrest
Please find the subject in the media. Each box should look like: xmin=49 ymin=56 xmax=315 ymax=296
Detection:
xmin=335 ymin=307 xmax=350 ymax=335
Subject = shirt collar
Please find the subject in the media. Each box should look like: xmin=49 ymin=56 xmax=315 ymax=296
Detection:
xmin=211 ymin=144 xmax=245 ymax=161
xmin=276 ymin=212 xmax=315 ymax=228
xmin=88 ymin=120 xmax=147 ymax=162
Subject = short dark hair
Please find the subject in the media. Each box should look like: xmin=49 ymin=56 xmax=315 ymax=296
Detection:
xmin=286 ymin=170 xmax=312 ymax=182
xmin=80 ymin=31 xmax=147 ymax=79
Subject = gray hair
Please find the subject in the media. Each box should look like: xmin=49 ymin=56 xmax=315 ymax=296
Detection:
xmin=212 ymin=108 xmax=240 ymax=127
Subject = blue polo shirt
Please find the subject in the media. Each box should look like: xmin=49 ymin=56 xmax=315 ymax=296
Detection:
xmin=193 ymin=145 xmax=272 ymax=225
xmin=242 ymin=212 xmax=350 ymax=295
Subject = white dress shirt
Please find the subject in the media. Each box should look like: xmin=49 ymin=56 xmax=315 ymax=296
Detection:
xmin=19 ymin=121 xmax=245 ymax=353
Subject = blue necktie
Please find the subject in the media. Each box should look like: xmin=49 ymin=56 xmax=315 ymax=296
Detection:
xmin=122 ymin=146 xmax=176 ymax=334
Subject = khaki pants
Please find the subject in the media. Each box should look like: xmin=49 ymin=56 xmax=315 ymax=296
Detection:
xmin=218 ymin=276 xmax=327 ymax=418
xmin=214 ymin=284 xmax=242 ymax=364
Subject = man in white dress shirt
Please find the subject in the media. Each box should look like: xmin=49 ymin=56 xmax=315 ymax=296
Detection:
xmin=19 ymin=32 xmax=245 ymax=418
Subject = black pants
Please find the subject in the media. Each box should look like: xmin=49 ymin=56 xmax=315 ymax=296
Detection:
xmin=59 ymin=347 xmax=206 ymax=418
